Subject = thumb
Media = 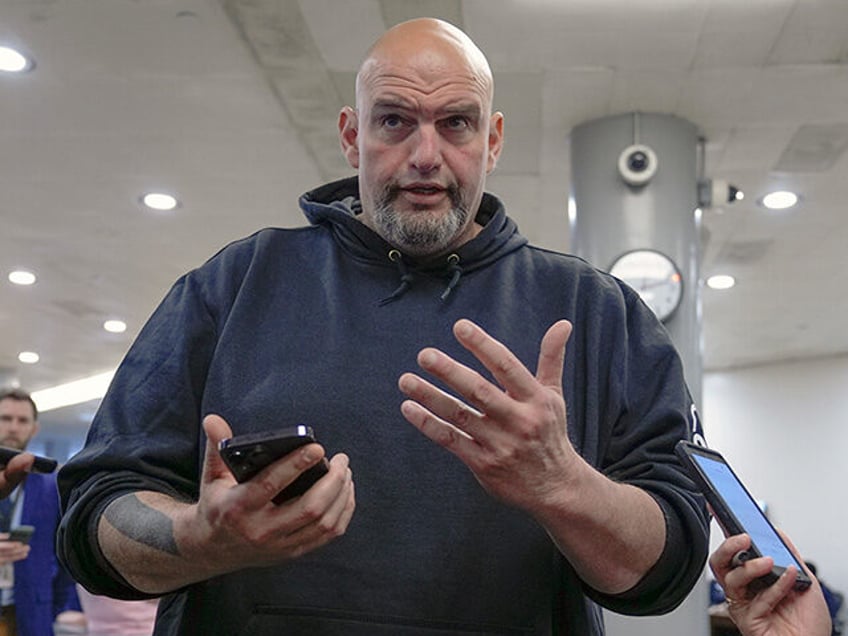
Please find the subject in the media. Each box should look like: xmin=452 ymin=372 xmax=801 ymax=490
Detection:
xmin=201 ymin=414 xmax=234 ymax=484
xmin=535 ymin=320 xmax=572 ymax=390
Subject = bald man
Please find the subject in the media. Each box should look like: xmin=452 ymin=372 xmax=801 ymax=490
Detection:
xmin=58 ymin=19 xmax=708 ymax=635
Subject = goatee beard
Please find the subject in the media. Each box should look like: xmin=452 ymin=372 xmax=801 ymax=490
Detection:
xmin=371 ymin=183 xmax=470 ymax=257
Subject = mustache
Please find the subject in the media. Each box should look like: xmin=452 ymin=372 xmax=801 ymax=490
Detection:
xmin=381 ymin=182 xmax=463 ymax=208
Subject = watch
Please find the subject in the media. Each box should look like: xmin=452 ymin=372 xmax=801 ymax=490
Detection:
xmin=609 ymin=249 xmax=683 ymax=322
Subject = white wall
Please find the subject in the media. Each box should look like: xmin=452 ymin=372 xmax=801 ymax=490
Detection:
xmin=702 ymin=353 xmax=848 ymax=596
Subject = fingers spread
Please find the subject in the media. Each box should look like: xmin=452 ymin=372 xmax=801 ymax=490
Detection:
xmin=452 ymin=319 xmax=538 ymax=402
xmin=536 ymin=320 xmax=572 ymax=389
xmin=399 ymin=398 xmax=476 ymax=458
xmin=399 ymin=371 xmax=483 ymax=427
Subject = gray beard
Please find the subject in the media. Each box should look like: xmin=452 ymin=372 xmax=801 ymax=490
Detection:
xmin=371 ymin=184 xmax=470 ymax=257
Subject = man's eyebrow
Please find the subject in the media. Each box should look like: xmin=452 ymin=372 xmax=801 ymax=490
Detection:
xmin=372 ymin=98 xmax=414 ymax=112
xmin=439 ymin=103 xmax=483 ymax=118
xmin=370 ymin=99 xmax=483 ymax=119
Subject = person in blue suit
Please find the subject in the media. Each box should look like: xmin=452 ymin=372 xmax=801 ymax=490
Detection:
xmin=0 ymin=389 xmax=84 ymax=636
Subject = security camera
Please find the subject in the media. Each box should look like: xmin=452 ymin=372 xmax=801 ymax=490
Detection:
xmin=697 ymin=179 xmax=744 ymax=208
xmin=618 ymin=144 xmax=659 ymax=187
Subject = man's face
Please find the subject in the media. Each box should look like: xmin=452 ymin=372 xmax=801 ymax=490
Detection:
xmin=341 ymin=51 xmax=503 ymax=257
xmin=0 ymin=398 xmax=39 ymax=450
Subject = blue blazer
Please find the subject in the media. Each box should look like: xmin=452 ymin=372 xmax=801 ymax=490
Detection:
xmin=14 ymin=472 xmax=81 ymax=636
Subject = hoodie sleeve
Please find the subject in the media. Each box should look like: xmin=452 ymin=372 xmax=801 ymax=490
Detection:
xmin=582 ymin=284 xmax=709 ymax=615
xmin=52 ymin=228 xmax=261 ymax=599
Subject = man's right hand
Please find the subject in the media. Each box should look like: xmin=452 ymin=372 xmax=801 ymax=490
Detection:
xmin=97 ymin=413 xmax=356 ymax=594
xmin=0 ymin=535 xmax=31 ymax=565
xmin=0 ymin=451 xmax=34 ymax=499
xmin=179 ymin=414 xmax=356 ymax=570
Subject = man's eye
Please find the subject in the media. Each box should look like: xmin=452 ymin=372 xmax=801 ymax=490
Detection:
xmin=381 ymin=115 xmax=404 ymax=128
xmin=444 ymin=116 xmax=470 ymax=130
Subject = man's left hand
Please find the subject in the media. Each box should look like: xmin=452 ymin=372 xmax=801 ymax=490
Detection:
xmin=398 ymin=318 xmax=576 ymax=512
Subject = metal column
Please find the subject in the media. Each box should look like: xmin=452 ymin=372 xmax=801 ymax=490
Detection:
xmin=570 ymin=112 xmax=708 ymax=636
xmin=570 ymin=111 xmax=702 ymax=404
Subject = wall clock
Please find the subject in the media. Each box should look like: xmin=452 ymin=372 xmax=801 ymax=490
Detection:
xmin=609 ymin=249 xmax=683 ymax=322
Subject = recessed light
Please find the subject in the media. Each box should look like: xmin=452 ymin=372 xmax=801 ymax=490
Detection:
xmin=760 ymin=190 xmax=799 ymax=210
xmin=18 ymin=351 xmax=40 ymax=364
xmin=0 ymin=46 xmax=32 ymax=73
xmin=141 ymin=192 xmax=179 ymax=211
xmin=103 ymin=319 xmax=127 ymax=333
xmin=8 ymin=270 xmax=36 ymax=285
xmin=707 ymin=275 xmax=736 ymax=290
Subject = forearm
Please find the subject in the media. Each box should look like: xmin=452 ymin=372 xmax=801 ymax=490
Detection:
xmin=534 ymin=457 xmax=666 ymax=594
xmin=97 ymin=491 xmax=223 ymax=594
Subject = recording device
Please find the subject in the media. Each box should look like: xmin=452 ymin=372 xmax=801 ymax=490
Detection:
xmin=0 ymin=446 xmax=58 ymax=473
xmin=697 ymin=178 xmax=745 ymax=208
xmin=675 ymin=441 xmax=811 ymax=591
xmin=8 ymin=525 xmax=34 ymax=544
xmin=219 ymin=425 xmax=329 ymax=504
xmin=617 ymin=143 xmax=659 ymax=186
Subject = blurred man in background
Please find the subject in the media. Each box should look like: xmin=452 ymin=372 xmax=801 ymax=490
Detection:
xmin=0 ymin=389 xmax=83 ymax=636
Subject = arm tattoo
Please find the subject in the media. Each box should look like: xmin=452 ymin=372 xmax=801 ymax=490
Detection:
xmin=103 ymin=493 xmax=180 ymax=555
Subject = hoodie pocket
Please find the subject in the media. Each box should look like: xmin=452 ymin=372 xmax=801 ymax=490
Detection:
xmin=239 ymin=605 xmax=534 ymax=636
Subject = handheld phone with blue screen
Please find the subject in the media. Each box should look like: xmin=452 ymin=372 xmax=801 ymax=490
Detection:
xmin=675 ymin=440 xmax=811 ymax=591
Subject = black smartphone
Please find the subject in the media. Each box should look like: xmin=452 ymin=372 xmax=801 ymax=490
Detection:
xmin=218 ymin=425 xmax=329 ymax=504
xmin=0 ymin=446 xmax=58 ymax=474
xmin=8 ymin=525 xmax=35 ymax=544
xmin=675 ymin=441 xmax=811 ymax=590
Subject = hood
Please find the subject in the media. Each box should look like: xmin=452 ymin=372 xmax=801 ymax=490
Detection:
xmin=299 ymin=177 xmax=528 ymax=303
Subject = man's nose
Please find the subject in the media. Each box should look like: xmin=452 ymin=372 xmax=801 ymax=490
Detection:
xmin=409 ymin=125 xmax=442 ymax=174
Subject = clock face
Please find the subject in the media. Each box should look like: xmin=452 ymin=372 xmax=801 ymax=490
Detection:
xmin=609 ymin=250 xmax=683 ymax=322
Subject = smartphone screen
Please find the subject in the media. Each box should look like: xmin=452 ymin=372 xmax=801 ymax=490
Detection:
xmin=676 ymin=441 xmax=811 ymax=589
xmin=690 ymin=451 xmax=802 ymax=570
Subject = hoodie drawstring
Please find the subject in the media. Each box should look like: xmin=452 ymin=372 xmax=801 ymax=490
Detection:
xmin=379 ymin=250 xmax=415 ymax=306
xmin=378 ymin=251 xmax=464 ymax=305
xmin=440 ymin=254 xmax=463 ymax=301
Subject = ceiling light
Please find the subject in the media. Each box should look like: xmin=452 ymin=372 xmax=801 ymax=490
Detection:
xmin=707 ymin=275 xmax=736 ymax=290
xmin=18 ymin=351 xmax=40 ymax=364
xmin=567 ymin=196 xmax=577 ymax=225
xmin=103 ymin=319 xmax=127 ymax=333
xmin=30 ymin=370 xmax=116 ymax=413
xmin=8 ymin=270 xmax=36 ymax=285
xmin=141 ymin=192 xmax=179 ymax=211
xmin=0 ymin=46 xmax=31 ymax=73
xmin=760 ymin=190 xmax=798 ymax=210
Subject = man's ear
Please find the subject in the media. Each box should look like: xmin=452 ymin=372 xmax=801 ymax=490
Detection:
xmin=339 ymin=106 xmax=360 ymax=169
xmin=486 ymin=111 xmax=504 ymax=174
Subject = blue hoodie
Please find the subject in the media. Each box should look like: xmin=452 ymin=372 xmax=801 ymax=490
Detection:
xmin=58 ymin=177 xmax=708 ymax=635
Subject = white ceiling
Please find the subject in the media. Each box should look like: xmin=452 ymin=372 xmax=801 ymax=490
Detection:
xmin=2 ymin=0 xmax=847 ymax=433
